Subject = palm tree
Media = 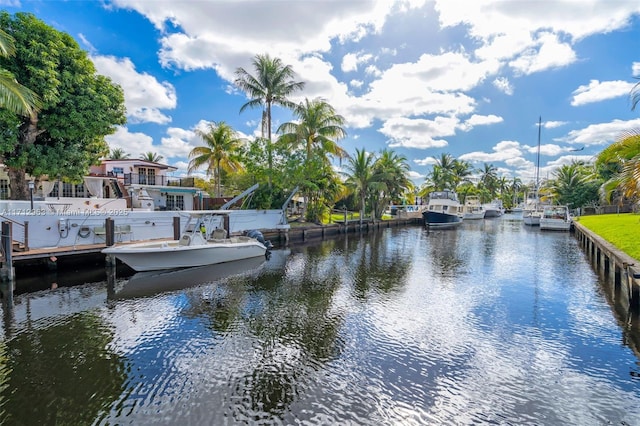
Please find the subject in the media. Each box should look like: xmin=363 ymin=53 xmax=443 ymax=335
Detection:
xmin=109 ymin=148 xmax=130 ymax=159
xmin=0 ymin=28 xmax=41 ymax=116
xmin=595 ymin=130 xmax=640 ymax=204
xmin=139 ymin=152 xmax=163 ymax=163
xmin=478 ymin=163 xmax=498 ymax=202
xmin=188 ymin=121 xmax=244 ymax=198
xmin=235 ymin=54 xmax=305 ymax=183
xmin=451 ymin=159 xmax=474 ymax=190
xmin=344 ymin=148 xmax=378 ymax=223
xmin=433 ymin=153 xmax=456 ymax=188
xmin=372 ymin=149 xmax=412 ymax=219
xmin=278 ymin=97 xmax=348 ymax=166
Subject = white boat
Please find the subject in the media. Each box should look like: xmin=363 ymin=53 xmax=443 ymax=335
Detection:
xmin=539 ymin=205 xmax=572 ymax=231
xmin=103 ymin=212 xmax=271 ymax=271
xmin=422 ymin=190 xmax=463 ymax=229
xmin=461 ymin=196 xmax=485 ymax=220
xmin=482 ymin=199 xmax=504 ymax=218
xmin=523 ymin=208 xmax=543 ymax=226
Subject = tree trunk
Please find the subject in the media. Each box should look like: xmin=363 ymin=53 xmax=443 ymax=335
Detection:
xmin=8 ymin=114 xmax=41 ymax=200
xmin=8 ymin=166 xmax=28 ymax=200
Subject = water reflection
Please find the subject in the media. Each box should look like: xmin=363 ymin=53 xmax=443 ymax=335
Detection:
xmin=0 ymin=225 xmax=639 ymax=424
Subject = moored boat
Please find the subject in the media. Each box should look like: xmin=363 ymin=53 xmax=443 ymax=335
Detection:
xmin=422 ymin=190 xmax=463 ymax=229
xmin=539 ymin=205 xmax=572 ymax=231
xmin=461 ymin=196 xmax=485 ymax=220
xmin=482 ymin=199 xmax=504 ymax=218
xmin=103 ymin=212 xmax=271 ymax=271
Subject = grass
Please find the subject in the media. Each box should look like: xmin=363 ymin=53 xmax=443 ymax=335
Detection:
xmin=576 ymin=213 xmax=640 ymax=261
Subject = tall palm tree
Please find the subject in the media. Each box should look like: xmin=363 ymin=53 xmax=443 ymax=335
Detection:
xmin=109 ymin=148 xmax=130 ymax=159
xmin=188 ymin=121 xmax=244 ymax=198
xmin=451 ymin=159 xmax=473 ymax=190
xmin=139 ymin=152 xmax=163 ymax=163
xmin=277 ymin=97 xmax=347 ymax=220
xmin=372 ymin=149 xmax=412 ymax=219
xmin=433 ymin=153 xmax=456 ymax=188
xmin=0 ymin=28 xmax=41 ymax=116
xmin=344 ymin=148 xmax=378 ymax=222
xmin=235 ymin=54 xmax=305 ymax=183
xmin=278 ymin=97 xmax=348 ymax=165
xmin=478 ymin=163 xmax=498 ymax=202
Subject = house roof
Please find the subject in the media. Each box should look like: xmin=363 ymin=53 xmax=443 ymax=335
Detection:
xmin=101 ymin=159 xmax=178 ymax=171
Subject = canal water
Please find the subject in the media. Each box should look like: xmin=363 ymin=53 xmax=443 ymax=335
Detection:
xmin=0 ymin=215 xmax=639 ymax=425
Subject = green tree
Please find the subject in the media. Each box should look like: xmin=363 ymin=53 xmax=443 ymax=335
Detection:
xmin=188 ymin=121 xmax=244 ymax=198
xmin=0 ymin=12 xmax=126 ymax=200
xmin=371 ymin=149 xmax=412 ymax=219
xmin=477 ymin=163 xmax=498 ymax=202
xmin=139 ymin=151 xmax=163 ymax=163
xmin=235 ymin=54 xmax=305 ymax=186
xmin=0 ymin=28 xmax=40 ymax=116
xmin=344 ymin=148 xmax=378 ymax=222
xmin=277 ymin=97 xmax=348 ymax=221
xmin=594 ymin=131 xmax=640 ymax=204
xmin=544 ymin=161 xmax=601 ymax=209
xmin=109 ymin=147 xmax=130 ymax=159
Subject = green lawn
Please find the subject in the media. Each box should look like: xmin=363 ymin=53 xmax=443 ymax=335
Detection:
xmin=576 ymin=213 xmax=640 ymax=261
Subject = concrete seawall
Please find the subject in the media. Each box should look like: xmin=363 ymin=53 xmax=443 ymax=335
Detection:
xmin=263 ymin=217 xmax=423 ymax=244
xmin=573 ymin=221 xmax=640 ymax=311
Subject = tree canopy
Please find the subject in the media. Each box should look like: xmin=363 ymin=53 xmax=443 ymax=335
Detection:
xmin=0 ymin=12 xmax=126 ymax=199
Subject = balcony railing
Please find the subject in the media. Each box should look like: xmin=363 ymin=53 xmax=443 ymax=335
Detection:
xmin=124 ymin=173 xmax=195 ymax=188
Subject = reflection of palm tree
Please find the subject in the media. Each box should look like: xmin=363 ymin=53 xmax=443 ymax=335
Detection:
xmin=0 ymin=29 xmax=41 ymax=116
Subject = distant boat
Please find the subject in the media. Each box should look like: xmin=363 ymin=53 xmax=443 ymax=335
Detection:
xmin=524 ymin=117 xmax=545 ymax=227
xmin=461 ymin=196 xmax=485 ymax=220
xmin=482 ymin=199 xmax=504 ymax=218
xmin=539 ymin=205 xmax=572 ymax=231
xmin=422 ymin=190 xmax=463 ymax=229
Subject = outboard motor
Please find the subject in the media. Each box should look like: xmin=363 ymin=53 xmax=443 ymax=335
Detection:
xmin=245 ymin=229 xmax=273 ymax=250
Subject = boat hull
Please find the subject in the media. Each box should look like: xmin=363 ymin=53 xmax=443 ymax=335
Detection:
xmin=539 ymin=219 xmax=571 ymax=231
xmin=423 ymin=211 xmax=462 ymax=229
xmin=523 ymin=211 xmax=542 ymax=226
xmin=103 ymin=239 xmax=267 ymax=271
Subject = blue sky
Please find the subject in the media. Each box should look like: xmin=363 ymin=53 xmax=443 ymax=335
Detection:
xmin=5 ymin=0 xmax=640 ymax=186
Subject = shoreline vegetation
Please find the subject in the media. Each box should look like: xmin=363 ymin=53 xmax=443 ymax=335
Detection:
xmin=576 ymin=213 xmax=640 ymax=262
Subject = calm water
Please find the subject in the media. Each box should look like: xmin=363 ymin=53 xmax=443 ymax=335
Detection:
xmin=1 ymin=215 xmax=639 ymax=425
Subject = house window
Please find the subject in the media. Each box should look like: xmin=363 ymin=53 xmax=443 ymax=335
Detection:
xmin=0 ymin=179 xmax=9 ymax=200
xmin=62 ymin=183 xmax=73 ymax=197
xmin=166 ymin=194 xmax=184 ymax=210
xmin=112 ymin=167 xmax=124 ymax=176
xmin=147 ymin=168 xmax=156 ymax=185
xmin=138 ymin=167 xmax=147 ymax=184
xmin=74 ymin=183 xmax=86 ymax=198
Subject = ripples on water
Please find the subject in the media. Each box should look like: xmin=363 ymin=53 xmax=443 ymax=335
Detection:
xmin=0 ymin=216 xmax=639 ymax=425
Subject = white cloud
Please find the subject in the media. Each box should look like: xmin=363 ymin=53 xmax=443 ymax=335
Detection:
xmin=544 ymin=120 xmax=568 ymax=129
xmin=633 ymin=62 xmax=640 ymax=77
xmin=493 ymin=77 xmax=513 ymax=95
xmin=341 ymin=52 xmax=374 ymax=72
xmin=460 ymin=114 xmax=503 ymax=132
xmin=380 ymin=116 xmax=457 ymax=149
xmin=571 ymin=79 xmax=636 ymax=106
xmin=459 ymin=140 xmax=524 ymax=163
xmin=91 ymin=55 xmax=176 ymax=124
xmin=561 ymin=118 xmax=640 ymax=146
xmin=508 ymin=32 xmax=576 ymax=75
